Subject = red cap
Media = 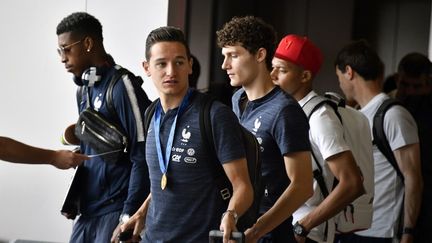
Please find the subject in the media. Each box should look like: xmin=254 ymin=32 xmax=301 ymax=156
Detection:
xmin=274 ymin=34 xmax=323 ymax=76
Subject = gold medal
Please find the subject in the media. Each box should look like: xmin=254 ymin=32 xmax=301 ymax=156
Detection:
xmin=161 ymin=173 xmax=167 ymax=190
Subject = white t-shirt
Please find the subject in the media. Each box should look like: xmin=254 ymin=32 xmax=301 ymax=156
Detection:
xmin=356 ymin=93 xmax=419 ymax=238
xmin=294 ymin=91 xmax=373 ymax=242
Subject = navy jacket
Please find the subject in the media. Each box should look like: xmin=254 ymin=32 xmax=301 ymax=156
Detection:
xmin=76 ymin=64 xmax=150 ymax=217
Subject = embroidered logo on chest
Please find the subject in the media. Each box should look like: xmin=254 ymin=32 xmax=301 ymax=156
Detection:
xmin=93 ymin=93 xmax=103 ymax=111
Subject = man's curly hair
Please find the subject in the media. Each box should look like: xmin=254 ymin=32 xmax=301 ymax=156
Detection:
xmin=216 ymin=16 xmax=277 ymax=70
xmin=56 ymin=12 xmax=103 ymax=41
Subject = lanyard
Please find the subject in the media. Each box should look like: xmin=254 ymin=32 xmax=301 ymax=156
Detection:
xmin=154 ymin=89 xmax=192 ymax=176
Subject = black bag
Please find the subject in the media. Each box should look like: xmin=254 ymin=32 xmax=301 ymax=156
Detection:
xmin=144 ymin=92 xmax=263 ymax=232
xmin=74 ymin=68 xmax=131 ymax=164
xmin=75 ymin=107 xmax=128 ymax=163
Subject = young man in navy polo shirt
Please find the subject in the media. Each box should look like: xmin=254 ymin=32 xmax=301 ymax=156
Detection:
xmin=217 ymin=16 xmax=314 ymax=243
xmin=118 ymin=26 xmax=253 ymax=243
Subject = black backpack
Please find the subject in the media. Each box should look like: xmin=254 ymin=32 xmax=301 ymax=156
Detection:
xmin=144 ymin=92 xmax=263 ymax=231
xmin=372 ymin=98 xmax=404 ymax=182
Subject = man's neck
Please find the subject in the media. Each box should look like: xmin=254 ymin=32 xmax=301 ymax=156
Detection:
xmin=356 ymin=79 xmax=381 ymax=108
xmin=159 ymin=89 xmax=189 ymax=112
xmin=242 ymin=72 xmax=275 ymax=101
xmin=294 ymin=87 xmax=313 ymax=102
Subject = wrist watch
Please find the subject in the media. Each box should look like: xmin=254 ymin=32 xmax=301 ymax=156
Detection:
xmin=119 ymin=213 xmax=130 ymax=225
xmin=293 ymin=221 xmax=309 ymax=237
xmin=402 ymin=227 xmax=416 ymax=236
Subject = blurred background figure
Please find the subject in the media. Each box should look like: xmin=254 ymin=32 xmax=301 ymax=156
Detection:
xmin=189 ymin=54 xmax=201 ymax=89
xmin=382 ymin=73 xmax=398 ymax=97
xmin=396 ymin=52 xmax=432 ymax=243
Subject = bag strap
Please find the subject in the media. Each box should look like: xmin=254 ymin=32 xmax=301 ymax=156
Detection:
xmin=106 ymin=66 xmax=134 ymax=120
xmin=302 ymin=95 xmax=342 ymax=198
xmin=199 ymin=94 xmax=232 ymax=201
xmin=303 ymin=95 xmax=342 ymax=123
xmin=76 ymin=85 xmax=86 ymax=109
xmin=372 ymin=98 xmax=404 ymax=182
xmin=143 ymin=99 xmax=159 ymax=141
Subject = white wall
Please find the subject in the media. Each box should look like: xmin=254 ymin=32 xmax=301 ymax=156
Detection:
xmin=0 ymin=1 xmax=166 ymax=242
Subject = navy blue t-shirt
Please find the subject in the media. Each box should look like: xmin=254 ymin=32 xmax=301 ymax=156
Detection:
xmin=144 ymin=92 xmax=246 ymax=242
xmin=232 ymin=86 xmax=310 ymax=212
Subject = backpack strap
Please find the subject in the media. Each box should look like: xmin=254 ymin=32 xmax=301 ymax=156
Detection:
xmin=302 ymin=95 xmax=343 ymax=198
xmin=303 ymin=95 xmax=342 ymax=123
xmin=106 ymin=66 xmax=135 ymax=121
xmin=76 ymin=86 xmax=86 ymax=109
xmin=199 ymin=94 xmax=233 ymax=201
xmin=324 ymin=92 xmax=346 ymax=109
xmin=143 ymin=99 xmax=159 ymax=141
xmin=372 ymin=98 xmax=404 ymax=182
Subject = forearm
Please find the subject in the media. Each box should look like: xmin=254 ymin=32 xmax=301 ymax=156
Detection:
xmin=403 ymin=174 xmax=423 ymax=228
xmin=301 ymin=178 xmax=364 ymax=230
xmin=256 ymin=180 xmax=312 ymax=236
xmin=122 ymin=143 xmax=150 ymax=215
xmin=254 ymin=152 xmax=313 ymax=236
xmin=227 ymin=181 xmax=253 ymax=216
xmin=394 ymin=143 xmax=422 ymax=228
xmin=136 ymin=194 xmax=151 ymax=217
xmin=302 ymin=151 xmax=364 ymax=230
xmin=0 ymin=137 xmax=56 ymax=164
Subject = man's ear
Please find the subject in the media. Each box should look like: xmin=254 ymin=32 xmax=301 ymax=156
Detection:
xmin=142 ymin=61 xmax=151 ymax=77
xmin=83 ymin=36 xmax=93 ymax=52
xmin=256 ymin=47 xmax=267 ymax=63
xmin=345 ymin=65 xmax=355 ymax=80
xmin=302 ymin=70 xmax=313 ymax=83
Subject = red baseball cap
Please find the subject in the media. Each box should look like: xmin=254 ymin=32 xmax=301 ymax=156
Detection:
xmin=274 ymin=34 xmax=323 ymax=76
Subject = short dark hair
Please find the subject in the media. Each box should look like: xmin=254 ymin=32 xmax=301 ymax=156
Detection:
xmin=398 ymin=52 xmax=432 ymax=79
xmin=334 ymin=40 xmax=384 ymax=81
xmin=56 ymin=12 xmax=103 ymax=41
xmin=145 ymin=26 xmax=191 ymax=61
xmin=216 ymin=16 xmax=277 ymax=70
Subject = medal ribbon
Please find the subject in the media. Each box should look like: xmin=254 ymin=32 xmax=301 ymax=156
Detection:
xmin=154 ymin=89 xmax=192 ymax=176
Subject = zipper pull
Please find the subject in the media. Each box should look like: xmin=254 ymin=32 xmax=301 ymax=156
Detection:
xmin=81 ymin=121 xmax=86 ymax=135
xmin=123 ymin=137 xmax=128 ymax=153
xmin=264 ymin=187 xmax=268 ymax=197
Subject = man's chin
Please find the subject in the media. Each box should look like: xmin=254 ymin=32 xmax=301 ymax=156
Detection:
xmin=230 ymin=79 xmax=241 ymax=87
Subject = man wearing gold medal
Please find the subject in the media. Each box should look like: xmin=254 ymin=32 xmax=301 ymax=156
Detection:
xmin=116 ymin=26 xmax=253 ymax=243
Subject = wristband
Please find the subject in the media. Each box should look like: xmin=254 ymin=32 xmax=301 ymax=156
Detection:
xmin=119 ymin=213 xmax=130 ymax=225
xmin=222 ymin=209 xmax=238 ymax=224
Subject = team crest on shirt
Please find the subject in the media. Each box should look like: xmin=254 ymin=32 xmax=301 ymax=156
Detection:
xmin=253 ymin=119 xmax=264 ymax=152
xmin=93 ymin=93 xmax=103 ymax=111
xmin=181 ymin=125 xmax=191 ymax=143
xmin=253 ymin=116 xmax=262 ymax=132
